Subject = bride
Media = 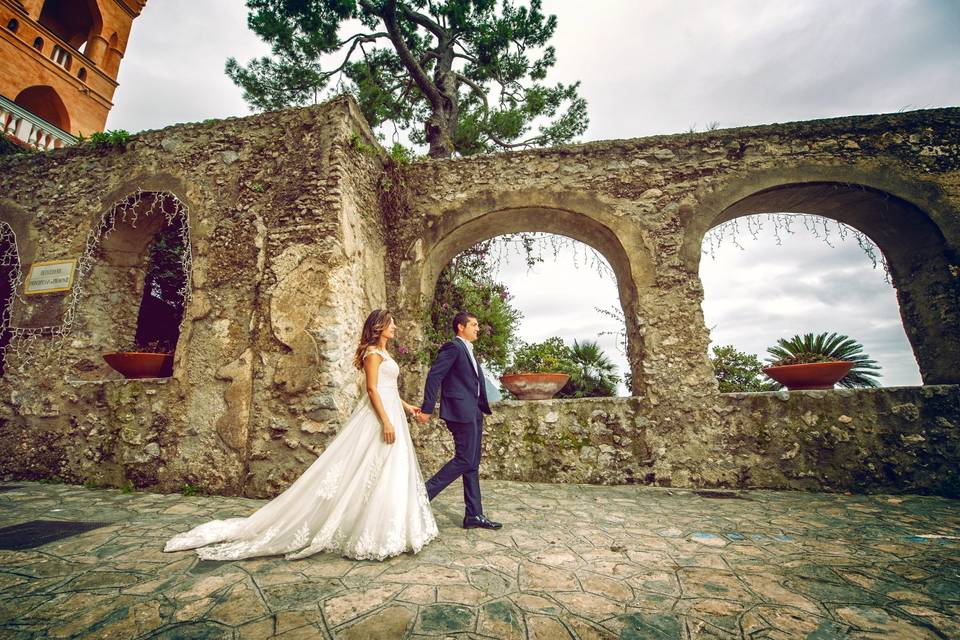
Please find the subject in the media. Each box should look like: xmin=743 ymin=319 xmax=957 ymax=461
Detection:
xmin=164 ymin=309 xmax=438 ymax=561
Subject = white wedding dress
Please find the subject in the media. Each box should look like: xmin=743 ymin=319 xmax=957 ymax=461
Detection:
xmin=164 ymin=348 xmax=438 ymax=561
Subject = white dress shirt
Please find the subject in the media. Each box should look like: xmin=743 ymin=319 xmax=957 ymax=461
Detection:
xmin=457 ymin=336 xmax=481 ymax=394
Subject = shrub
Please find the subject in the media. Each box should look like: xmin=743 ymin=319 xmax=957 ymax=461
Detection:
xmin=710 ymin=345 xmax=780 ymax=392
xmin=505 ymin=337 xmax=577 ymax=375
xmin=558 ymin=339 xmax=619 ymax=398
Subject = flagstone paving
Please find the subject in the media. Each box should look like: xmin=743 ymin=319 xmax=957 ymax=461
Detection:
xmin=0 ymin=480 xmax=959 ymax=639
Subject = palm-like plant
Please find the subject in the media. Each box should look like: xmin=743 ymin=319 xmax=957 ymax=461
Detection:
xmin=560 ymin=339 xmax=619 ymax=398
xmin=765 ymin=332 xmax=881 ymax=388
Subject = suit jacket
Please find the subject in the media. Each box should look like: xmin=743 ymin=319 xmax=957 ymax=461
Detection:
xmin=421 ymin=338 xmax=492 ymax=423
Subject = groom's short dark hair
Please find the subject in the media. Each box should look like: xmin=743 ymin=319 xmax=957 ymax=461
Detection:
xmin=452 ymin=311 xmax=475 ymax=335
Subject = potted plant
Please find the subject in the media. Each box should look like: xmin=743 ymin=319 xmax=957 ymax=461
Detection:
xmin=762 ymin=332 xmax=881 ymax=391
xmin=103 ymin=339 xmax=175 ymax=379
xmin=500 ymin=338 xmax=574 ymax=400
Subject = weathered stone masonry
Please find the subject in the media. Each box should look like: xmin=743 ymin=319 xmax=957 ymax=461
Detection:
xmin=1 ymin=96 xmax=958 ymax=496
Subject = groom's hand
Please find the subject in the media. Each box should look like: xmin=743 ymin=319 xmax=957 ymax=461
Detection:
xmin=415 ymin=412 xmax=431 ymax=424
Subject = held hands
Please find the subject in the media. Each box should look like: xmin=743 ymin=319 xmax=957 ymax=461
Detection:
xmin=415 ymin=411 xmax=431 ymax=424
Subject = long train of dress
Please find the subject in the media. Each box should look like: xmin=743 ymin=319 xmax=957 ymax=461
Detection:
xmin=163 ymin=349 xmax=438 ymax=560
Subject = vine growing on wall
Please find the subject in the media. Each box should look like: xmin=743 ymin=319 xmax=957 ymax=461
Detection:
xmin=703 ymin=213 xmax=890 ymax=278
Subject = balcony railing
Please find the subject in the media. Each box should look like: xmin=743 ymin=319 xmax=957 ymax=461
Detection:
xmin=0 ymin=94 xmax=78 ymax=151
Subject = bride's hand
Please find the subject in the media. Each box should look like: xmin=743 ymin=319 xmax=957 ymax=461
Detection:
xmin=382 ymin=422 xmax=396 ymax=444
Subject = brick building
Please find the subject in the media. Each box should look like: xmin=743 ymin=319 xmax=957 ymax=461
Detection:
xmin=0 ymin=0 xmax=146 ymax=150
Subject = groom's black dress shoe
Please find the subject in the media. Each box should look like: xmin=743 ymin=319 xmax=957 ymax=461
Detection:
xmin=463 ymin=515 xmax=502 ymax=530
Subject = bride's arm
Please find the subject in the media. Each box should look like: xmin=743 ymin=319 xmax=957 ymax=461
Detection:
xmin=363 ymin=353 xmax=396 ymax=444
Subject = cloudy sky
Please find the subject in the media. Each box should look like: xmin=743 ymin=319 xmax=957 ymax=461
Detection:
xmin=108 ymin=0 xmax=960 ymax=391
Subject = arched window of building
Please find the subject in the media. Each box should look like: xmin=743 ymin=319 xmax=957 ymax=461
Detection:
xmin=103 ymin=32 xmax=121 ymax=75
xmin=6 ymin=19 xmax=18 ymax=32
xmin=78 ymin=67 xmax=87 ymax=82
xmin=14 ymin=86 xmax=70 ymax=132
xmin=39 ymin=0 xmax=101 ymax=51
xmin=51 ymin=44 xmax=72 ymax=70
xmin=33 ymin=36 xmax=43 ymax=51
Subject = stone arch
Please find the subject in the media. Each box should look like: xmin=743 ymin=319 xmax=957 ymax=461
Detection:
xmin=686 ymin=168 xmax=960 ymax=385
xmin=405 ymin=190 xmax=655 ymax=394
xmin=65 ymin=188 xmax=193 ymax=380
xmin=14 ymin=86 xmax=69 ymax=132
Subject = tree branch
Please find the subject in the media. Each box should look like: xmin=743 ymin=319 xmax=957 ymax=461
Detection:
xmin=365 ymin=0 xmax=443 ymax=105
xmin=318 ymin=32 xmax=384 ymax=81
xmin=399 ymin=4 xmax=447 ymax=38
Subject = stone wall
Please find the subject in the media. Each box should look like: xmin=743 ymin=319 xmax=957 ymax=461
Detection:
xmin=410 ymin=386 xmax=960 ymax=496
xmin=0 ymin=97 xmax=389 ymax=495
xmin=1 ymin=96 xmax=958 ymax=497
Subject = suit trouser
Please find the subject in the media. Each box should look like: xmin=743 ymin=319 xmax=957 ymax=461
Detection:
xmin=425 ymin=410 xmax=483 ymax=518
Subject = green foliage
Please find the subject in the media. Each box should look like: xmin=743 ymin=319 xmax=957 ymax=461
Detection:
xmin=135 ymin=214 xmax=188 ymax=352
xmin=181 ymin=483 xmax=200 ymax=497
xmin=227 ymin=0 xmax=588 ymax=157
xmin=388 ymin=142 xmax=415 ymax=165
xmin=557 ymin=339 xmax=619 ymax=398
xmin=88 ymin=130 xmax=131 ymax=147
xmin=120 ymin=480 xmax=135 ymax=494
xmin=83 ymin=479 xmax=101 ymax=490
xmin=413 ymin=247 xmax=522 ymax=371
xmin=766 ymin=332 xmax=881 ymax=388
xmin=710 ymin=345 xmax=779 ymax=392
xmin=348 ymin=131 xmax=377 ymax=155
xmin=505 ymin=337 xmax=576 ymax=375
xmin=249 ymin=181 xmax=266 ymax=193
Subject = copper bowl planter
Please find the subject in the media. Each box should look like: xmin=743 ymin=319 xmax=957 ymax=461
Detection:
xmin=103 ymin=352 xmax=174 ymax=379
xmin=762 ymin=361 xmax=853 ymax=391
xmin=500 ymin=373 xmax=570 ymax=400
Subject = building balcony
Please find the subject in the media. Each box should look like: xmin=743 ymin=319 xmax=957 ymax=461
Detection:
xmin=1 ymin=94 xmax=78 ymax=151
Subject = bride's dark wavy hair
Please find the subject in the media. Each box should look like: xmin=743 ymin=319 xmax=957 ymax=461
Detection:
xmin=353 ymin=309 xmax=393 ymax=370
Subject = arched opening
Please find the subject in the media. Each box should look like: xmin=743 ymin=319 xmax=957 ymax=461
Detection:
xmin=14 ymin=85 xmax=69 ymax=131
xmin=50 ymin=44 xmax=71 ymax=70
xmin=32 ymin=36 xmax=43 ymax=50
xmin=67 ymin=191 xmax=192 ymax=380
xmin=39 ymin=0 xmax=101 ymax=51
xmin=701 ymin=213 xmax=921 ymax=390
xmin=0 ymin=223 xmax=21 ymax=378
xmin=6 ymin=18 xmax=19 ymax=32
xmin=103 ymin=31 xmax=121 ymax=75
xmin=77 ymin=67 xmax=87 ymax=82
xmin=427 ymin=233 xmax=630 ymax=398
xmin=411 ymin=202 xmax=653 ymax=395
xmin=695 ymin=181 xmax=960 ymax=386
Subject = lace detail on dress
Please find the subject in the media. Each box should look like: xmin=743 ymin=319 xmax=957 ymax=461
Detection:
xmin=164 ymin=349 xmax=437 ymax=562
xmin=316 ymin=460 xmax=345 ymax=499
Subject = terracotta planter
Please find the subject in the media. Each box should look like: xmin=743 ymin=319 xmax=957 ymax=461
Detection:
xmin=762 ymin=361 xmax=854 ymax=391
xmin=103 ymin=352 xmax=174 ymax=379
xmin=500 ymin=373 xmax=570 ymax=400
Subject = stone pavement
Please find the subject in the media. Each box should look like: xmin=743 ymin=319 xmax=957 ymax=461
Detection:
xmin=0 ymin=481 xmax=959 ymax=639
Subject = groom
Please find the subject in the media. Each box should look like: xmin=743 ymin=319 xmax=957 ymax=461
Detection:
xmin=417 ymin=311 xmax=501 ymax=530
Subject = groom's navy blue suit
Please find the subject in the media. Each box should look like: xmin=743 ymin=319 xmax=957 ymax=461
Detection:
xmin=421 ymin=337 xmax=491 ymax=518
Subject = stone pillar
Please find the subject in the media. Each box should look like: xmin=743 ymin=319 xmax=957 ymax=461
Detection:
xmin=894 ymin=252 xmax=960 ymax=385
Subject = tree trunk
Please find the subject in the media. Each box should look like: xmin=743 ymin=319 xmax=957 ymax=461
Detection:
xmin=426 ymin=48 xmax=458 ymax=158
